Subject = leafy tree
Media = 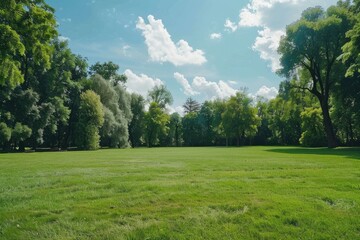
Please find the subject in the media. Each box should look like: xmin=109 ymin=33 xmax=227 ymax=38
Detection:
xmin=183 ymin=97 xmax=201 ymax=114
xmin=299 ymin=107 xmax=327 ymax=147
xmin=182 ymin=112 xmax=201 ymax=146
xmin=0 ymin=0 xmax=57 ymax=88
xmin=147 ymin=85 xmax=173 ymax=109
xmin=253 ymin=99 xmax=272 ymax=145
xmin=129 ymin=93 xmax=145 ymax=147
xmin=11 ymin=122 xmax=32 ymax=151
xmin=144 ymin=102 xmax=169 ymax=147
xmin=198 ymin=101 xmax=216 ymax=146
xmin=169 ymin=113 xmax=182 ymax=147
xmin=0 ymin=122 xmax=11 ymax=149
xmin=278 ymin=5 xmax=354 ymax=148
xmin=222 ymin=92 xmax=260 ymax=146
xmin=90 ymin=75 xmax=129 ymax=148
xmin=89 ymin=61 xmax=127 ymax=85
xmin=76 ymin=90 xmax=104 ymax=150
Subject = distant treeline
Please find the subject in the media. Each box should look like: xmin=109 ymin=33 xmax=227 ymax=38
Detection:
xmin=0 ymin=0 xmax=359 ymax=151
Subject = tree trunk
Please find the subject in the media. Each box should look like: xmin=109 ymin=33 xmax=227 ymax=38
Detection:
xmin=320 ymin=101 xmax=338 ymax=148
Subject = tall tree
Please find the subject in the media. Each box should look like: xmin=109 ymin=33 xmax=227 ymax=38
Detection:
xmin=147 ymin=85 xmax=173 ymax=109
xmin=90 ymin=75 xmax=130 ymax=148
xmin=76 ymin=90 xmax=104 ymax=150
xmin=89 ymin=61 xmax=127 ymax=85
xmin=183 ymin=97 xmax=201 ymax=114
xmin=222 ymin=92 xmax=260 ymax=146
xmin=278 ymin=6 xmax=354 ymax=148
xmin=0 ymin=0 xmax=57 ymax=88
xmin=144 ymin=102 xmax=169 ymax=147
xmin=128 ymin=93 xmax=145 ymax=147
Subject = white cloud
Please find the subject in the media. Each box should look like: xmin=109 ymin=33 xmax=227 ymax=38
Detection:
xmin=174 ymin=72 xmax=200 ymax=96
xmin=175 ymin=73 xmax=237 ymax=100
xmin=225 ymin=0 xmax=338 ymax=72
xmin=255 ymin=85 xmax=278 ymax=100
xmin=224 ymin=19 xmax=238 ymax=32
xmin=136 ymin=15 xmax=207 ymax=66
xmin=253 ymin=27 xmax=284 ymax=72
xmin=210 ymin=33 xmax=222 ymax=40
xmin=124 ymin=69 xmax=163 ymax=97
xmin=58 ymin=36 xmax=70 ymax=42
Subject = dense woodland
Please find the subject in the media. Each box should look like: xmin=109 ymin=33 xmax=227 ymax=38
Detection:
xmin=1 ymin=0 xmax=360 ymax=151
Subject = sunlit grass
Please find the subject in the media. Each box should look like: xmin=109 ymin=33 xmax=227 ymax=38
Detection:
xmin=0 ymin=147 xmax=359 ymax=239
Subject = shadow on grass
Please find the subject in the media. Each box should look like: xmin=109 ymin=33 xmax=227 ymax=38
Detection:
xmin=266 ymin=147 xmax=360 ymax=160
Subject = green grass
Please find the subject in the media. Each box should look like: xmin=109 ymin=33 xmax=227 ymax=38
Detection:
xmin=0 ymin=146 xmax=360 ymax=239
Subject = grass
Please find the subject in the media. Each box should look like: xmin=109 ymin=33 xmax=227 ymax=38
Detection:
xmin=0 ymin=146 xmax=360 ymax=239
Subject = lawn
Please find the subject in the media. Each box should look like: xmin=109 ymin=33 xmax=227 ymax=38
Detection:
xmin=0 ymin=147 xmax=359 ymax=239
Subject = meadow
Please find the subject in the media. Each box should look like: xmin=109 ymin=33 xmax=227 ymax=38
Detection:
xmin=0 ymin=147 xmax=359 ymax=239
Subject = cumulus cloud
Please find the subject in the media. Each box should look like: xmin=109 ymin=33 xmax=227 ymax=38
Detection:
xmin=210 ymin=33 xmax=222 ymax=40
xmin=253 ymin=28 xmax=284 ymax=72
xmin=255 ymin=85 xmax=278 ymax=100
xmin=224 ymin=19 xmax=238 ymax=32
xmin=225 ymin=0 xmax=337 ymax=72
xmin=124 ymin=69 xmax=163 ymax=97
xmin=174 ymin=72 xmax=200 ymax=96
xmin=136 ymin=15 xmax=207 ymax=66
xmin=174 ymin=73 xmax=237 ymax=100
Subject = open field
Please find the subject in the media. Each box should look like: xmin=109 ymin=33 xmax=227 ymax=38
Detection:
xmin=0 ymin=147 xmax=360 ymax=239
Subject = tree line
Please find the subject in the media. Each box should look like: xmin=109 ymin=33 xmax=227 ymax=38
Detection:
xmin=0 ymin=0 xmax=359 ymax=151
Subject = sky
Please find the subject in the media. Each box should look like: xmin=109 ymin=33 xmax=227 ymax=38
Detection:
xmin=47 ymin=0 xmax=337 ymax=114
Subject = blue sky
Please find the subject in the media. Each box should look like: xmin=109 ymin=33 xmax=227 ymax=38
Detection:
xmin=48 ymin=0 xmax=337 ymax=113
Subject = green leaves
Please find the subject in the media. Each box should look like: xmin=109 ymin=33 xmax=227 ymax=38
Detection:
xmin=0 ymin=0 xmax=57 ymax=88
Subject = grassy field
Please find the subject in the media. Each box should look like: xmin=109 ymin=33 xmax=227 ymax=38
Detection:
xmin=0 ymin=146 xmax=360 ymax=239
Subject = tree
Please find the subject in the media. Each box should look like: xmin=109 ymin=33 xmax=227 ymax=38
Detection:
xmin=76 ymin=90 xmax=104 ymax=150
xmin=129 ymin=93 xmax=145 ymax=147
xmin=144 ymin=102 xmax=169 ymax=147
xmin=169 ymin=113 xmax=182 ymax=147
xmin=182 ymin=112 xmax=201 ymax=146
xmin=183 ymin=97 xmax=201 ymax=114
xmin=299 ymin=107 xmax=327 ymax=147
xmin=89 ymin=61 xmax=127 ymax=85
xmin=342 ymin=0 xmax=360 ymax=77
xmin=0 ymin=122 xmax=11 ymax=149
xmin=147 ymin=85 xmax=173 ymax=109
xmin=90 ymin=75 xmax=130 ymax=148
xmin=0 ymin=0 xmax=57 ymax=88
xmin=222 ymin=92 xmax=260 ymax=146
xmin=278 ymin=5 xmax=354 ymax=148
xmin=11 ymin=122 xmax=32 ymax=151
xmin=198 ymin=101 xmax=216 ymax=146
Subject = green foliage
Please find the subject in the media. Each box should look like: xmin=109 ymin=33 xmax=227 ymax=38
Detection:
xmin=76 ymin=90 xmax=104 ymax=150
xmin=90 ymin=75 xmax=130 ymax=148
xmin=183 ymin=97 xmax=201 ymax=114
xmin=145 ymin=102 xmax=170 ymax=147
xmin=147 ymin=85 xmax=173 ymax=109
xmin=0 ymin=122 xmax=11 ymax=145
xmin=89 ymin=61 xmax=127 ymax=85
xmin=182 ymin=112 xmax=201 ymax=146
xmin=222 ymin=92 xmax=260 ymax=145
xmin=129 ymin=93 xmax=145 ymax=147
xmin=0 ymin=0 xmax=57 ymax=87
xmin=299 ymin=107 xmax=327 ymax=147
xmin=278 ymin=5 xmax=354 ymax=148
xmin=0 ymin=24 xmax=25 ymax=87
xmin=11 ymin=122 xmax=32 ymax=146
